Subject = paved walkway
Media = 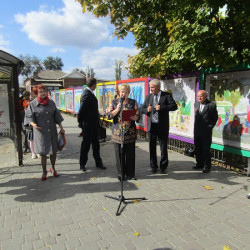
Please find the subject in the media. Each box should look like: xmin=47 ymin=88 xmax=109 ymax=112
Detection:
xmin=0 ymin=113 xmax=249 ymax=250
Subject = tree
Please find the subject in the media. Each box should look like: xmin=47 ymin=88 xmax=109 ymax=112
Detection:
xmin=115 ymin=60 xmax=122 ymax=80
xmin=19 ymin=55 xmax=44 ymax=77
xmin=43 ymin=56 xmax=64 ymax=70
xmin=86 ymin=66 xmax=95 ymax=78
xmin=77 ymin=0 xmax=250 ymax=77
xmin=73 ymin=68 xmax=86 ymax=76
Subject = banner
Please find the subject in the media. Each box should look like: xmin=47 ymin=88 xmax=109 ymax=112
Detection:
xmin=206 ymin=70 xmax=250 ymax=150
xmin=161 ymin=77 xmax=196 ymax=139
xmin=0 ymin=84 xmax=10 ymax=134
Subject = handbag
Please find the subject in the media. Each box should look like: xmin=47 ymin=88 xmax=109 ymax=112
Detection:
xmin=58 ymin=132 xmax=66 ymax=151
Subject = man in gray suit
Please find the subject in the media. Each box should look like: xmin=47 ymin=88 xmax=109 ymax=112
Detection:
xmin=193 ymin=90 xmax=218 ymax=173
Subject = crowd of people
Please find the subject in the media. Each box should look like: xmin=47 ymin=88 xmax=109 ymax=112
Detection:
xmin=20 ymin=78 xmax=218 ymax=181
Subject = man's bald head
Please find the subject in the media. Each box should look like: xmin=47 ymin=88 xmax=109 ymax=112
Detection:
xmin=197 ymin=90 xmax=207 ymax=103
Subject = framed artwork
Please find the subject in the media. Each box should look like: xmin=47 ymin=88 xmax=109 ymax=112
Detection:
xmin=96 ymin=81 xmax=116 ymax=115
xmin=50 ymin=90 xmax=55 ymax=103
xmin=161 ymin=76 xmax=196 ymax=139
xmin=66 ymin=88 xmax=74 ymax=113
xmin=54 ymin=90 xmax=60 ymax=109
xmin=206 ymin=69 xmax=250 ymax=151
xmin=117 ymin=78 xmax=149 ymax=131
xmin=73 ymin=87 xmax=83 ymax=114
xmin=59 ymin=89 xmax=66 ymax=111
xmin=0 ymin=84 xmax=10 ymax=134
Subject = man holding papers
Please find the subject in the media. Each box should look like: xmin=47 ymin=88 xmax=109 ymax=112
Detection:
xmin=107 ymin=83 xmax=140 ymax=181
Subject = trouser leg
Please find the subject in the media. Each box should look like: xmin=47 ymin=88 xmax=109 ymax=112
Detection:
xmin=159 ymin=136 xmax=168 ymax=170
xmin=148 ymin=131 xmax=158 ymax=169
xmin=194 ymin=135 xmax=203 ymax=167
xmin=202 ymin=136 xmax=212 ymax=169
xmin=92 ymin=128 xmax=102 ymax=166
xmin=80 ymin=130 xmax=91 ymax=166
xmin=124 ymin=142 xmax=135 ymax=178
xmin=114 ymin=143 xmax=125 ymax=178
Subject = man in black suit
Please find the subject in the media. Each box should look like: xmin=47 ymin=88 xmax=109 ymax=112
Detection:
xmin=78 ymin=78 xmax=105 ymax=171
xmin=193 ymin=90 xmax=218 ymax=173
xmin=141 ymin=79 xmax=177 ymax=174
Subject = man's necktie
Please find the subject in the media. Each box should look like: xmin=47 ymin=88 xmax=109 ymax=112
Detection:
xmin=153 ymin=94 xmax=159 ymax=123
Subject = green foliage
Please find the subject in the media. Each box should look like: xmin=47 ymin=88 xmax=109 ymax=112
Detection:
xmin=19 ymin=54 xmax=44 ymax=77
xmin=43 ymin=56 xmax=64 ymax=70
xmin=77 ymin=0 xmax=250 ymax=77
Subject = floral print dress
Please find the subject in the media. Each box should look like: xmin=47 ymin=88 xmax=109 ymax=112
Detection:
xmin=107 ymin=98 xmax=139 ymax=144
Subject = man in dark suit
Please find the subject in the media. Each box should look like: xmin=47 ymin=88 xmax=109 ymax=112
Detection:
xmin=141 ymin=79 xmax=177 ymax=174
xmin=78 ymin=78 xmax=105 ymax=171
xmin=193 ymin=90 xmax=218 ymax=173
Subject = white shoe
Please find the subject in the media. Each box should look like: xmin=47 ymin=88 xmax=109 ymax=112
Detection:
xmin=32 ymin=154 xmax=37 ymax=159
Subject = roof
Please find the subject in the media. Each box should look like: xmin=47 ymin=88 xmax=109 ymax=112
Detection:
xmin=33 ymin=70 xmax=67 ymax=80
xmin=36 ymin=83 xmax=62 ymax=87
xmin=62 ymin=71 xmax=86 ymax=79
xmin=0 ymin=50 xmax=24 ymax=76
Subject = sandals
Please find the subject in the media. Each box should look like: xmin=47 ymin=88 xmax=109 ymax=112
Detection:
xmin=50 ymin=168 xmax=59 ymax=177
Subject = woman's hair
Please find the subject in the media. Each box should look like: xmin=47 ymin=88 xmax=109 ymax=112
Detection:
xmin=118 ymin=83 xmax=130 ymax=94
xmin=33 ymin=84 xmax=47 ymax=96
xmin=22 ymin=90 xmax=30 ymax=97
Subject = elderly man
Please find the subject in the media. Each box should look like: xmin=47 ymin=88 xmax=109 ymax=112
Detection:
xmin=193 ymin=90 xmax=218 ymax=173
xmin=141 ymin=79 xmax=177 ymax=174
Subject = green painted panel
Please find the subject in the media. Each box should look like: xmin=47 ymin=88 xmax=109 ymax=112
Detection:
xmin=211 ymin=143 xmax=250 ymax=157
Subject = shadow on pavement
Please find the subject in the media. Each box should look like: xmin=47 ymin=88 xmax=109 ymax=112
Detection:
xmin=0 ymin=172 xmax=138 ymax=203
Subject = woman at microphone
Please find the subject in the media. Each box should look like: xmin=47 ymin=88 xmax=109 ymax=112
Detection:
xmin=107 ymin=83 xmax=140 ymax=181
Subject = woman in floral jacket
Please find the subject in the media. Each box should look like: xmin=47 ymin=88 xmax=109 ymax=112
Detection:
xmin=107 ymin=83 xmax=140 ymax=181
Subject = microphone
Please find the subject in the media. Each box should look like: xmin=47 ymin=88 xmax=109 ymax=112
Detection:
xmin=120 ymin=97 xmax=125 ymax=105
xmin=119 ymin=97 xmax=125 ymax=112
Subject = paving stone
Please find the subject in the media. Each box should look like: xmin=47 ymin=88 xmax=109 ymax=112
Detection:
xmin=0 ymin=113 xmax=249 ymax=249
xmin=65 ymin=238 xmax=81 ymax=248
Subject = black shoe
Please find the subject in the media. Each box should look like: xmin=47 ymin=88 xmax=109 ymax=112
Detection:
xmin=118 ymin=176 xmax=126 ymax=181
xmin=96 ymin=164 xmax=106 ymax=169
xmin=202 ymin=167 xmax=211 ymax=173
xmin=80 ymin=165 xmax=86 ymax=172
xmin=193 ymin=165 xmax=203 ymax=169
xmin=151 ymin=168 xmax=157 ymax=174
xmin=160 ymin=168 xmax=167 ymax=174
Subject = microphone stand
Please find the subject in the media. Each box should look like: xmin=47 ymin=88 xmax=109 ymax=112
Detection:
xmin=105 ymin=101 xmax=146 ymax=216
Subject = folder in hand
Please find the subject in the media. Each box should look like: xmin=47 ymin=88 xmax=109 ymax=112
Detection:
xmin=121 ymin=109 xmax=137 ymax=121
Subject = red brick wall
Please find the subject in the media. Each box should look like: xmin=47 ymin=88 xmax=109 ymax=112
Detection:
xmin=63 ymin=78 xmax=86 ymax=88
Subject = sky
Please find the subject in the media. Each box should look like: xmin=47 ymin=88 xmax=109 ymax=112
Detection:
xmin=0 ymin=0 xmax=138 ymax=82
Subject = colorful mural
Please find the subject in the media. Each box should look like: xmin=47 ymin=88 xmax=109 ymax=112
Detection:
xmin=97 ymin=82 xmax=116 ymax=115
xmin=59 ymin=89 xmax=66 ymax=111
xmin=206 ymin=70 xmax=250 ymax=150
xmin=55 ymin=90 xmax=60 ymax=108
xmin=50 ymin=91 xmax=55 ymax=103
xmin=66 ymin=88 xmax=74 ymax=113
xmin=161 ymin=77 xmax=196 ymax=138
xmin=117 ymin=78 xmax=149 ymax=131
xmin=73 ymin=87 xmax=83 ymax=114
